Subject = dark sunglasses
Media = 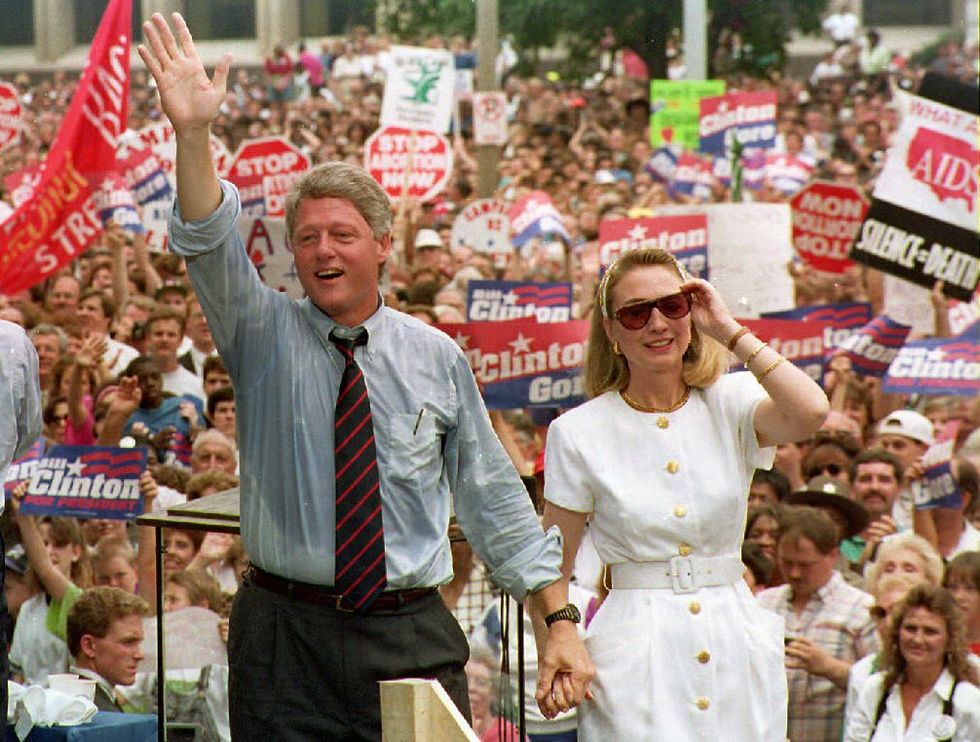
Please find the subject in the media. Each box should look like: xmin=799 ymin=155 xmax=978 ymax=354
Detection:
xmin=806 ymin=463 xmax=845 ymax=479
xmin=869 ymin=605 xmax=889 ymax=621
xmin=613 ymin=292 xmax=692 ymax=330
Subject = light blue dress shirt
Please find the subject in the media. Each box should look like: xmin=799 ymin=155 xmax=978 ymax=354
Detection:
xmin=168 ymin=181 xmax=562 ymax=598
xmin=0 ymin=320 xmax=43 ymax=515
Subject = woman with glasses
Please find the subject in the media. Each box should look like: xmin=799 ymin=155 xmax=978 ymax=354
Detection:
xmin=539 ymin=248 xmax=828 ymax=739
xmin=844 ymin=584 xmax=980 ymax=741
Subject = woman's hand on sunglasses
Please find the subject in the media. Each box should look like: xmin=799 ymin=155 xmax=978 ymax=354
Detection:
xmin=679 ymin=278 xmax=741 ymax=343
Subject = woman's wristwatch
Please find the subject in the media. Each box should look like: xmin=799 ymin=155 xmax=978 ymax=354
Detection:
xmin=544 ymin=603 xmax=582 ymax=627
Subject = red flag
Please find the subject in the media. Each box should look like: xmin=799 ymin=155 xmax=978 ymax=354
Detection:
xmin=0 ymin=0 xmax=131 ymax=294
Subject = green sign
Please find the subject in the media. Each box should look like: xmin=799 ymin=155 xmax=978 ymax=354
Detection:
xmin=649 ymin=79 xmax=726 ymax=150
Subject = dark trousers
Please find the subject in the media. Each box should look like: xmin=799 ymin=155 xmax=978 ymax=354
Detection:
xmin=228 ymin=578 xmax=471 ymax=741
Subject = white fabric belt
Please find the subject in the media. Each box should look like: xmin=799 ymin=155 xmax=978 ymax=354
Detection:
xmin=610 ymin=556 xmax=744 ymax=594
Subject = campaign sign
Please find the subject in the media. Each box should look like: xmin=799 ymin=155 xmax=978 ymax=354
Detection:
xmin=883 ymin=324 xmax=980 ymax=397
xmin=3 ymin=438 xmax=45 ymax=498
xmin=364 ymin=126 xmax=452 ymax=203
xmin=740 ymin=148 xmax=768 ymax=192
xmin=20 ymin=445 xmax=147 ymax=520
xmin=466 ymin=280 xmax=572 ymax=323
xmin=440 ymin=319 xmax=589 ymax=409
xmin=763 ymin=302 xmax=872 ymax=352
xmin=0 ymin=82 xmax=22 ymax=151
xmin=597 ymin=214 xmax=708 ymax=272
xmin=451 ymin=199 xmax=510 ymax=254
xmin=95 ymin=173 xmax=144 ymax=233
xmin=834 ymin=315 xmax=911 ymax=377
xmin=699 ymin=91 xmax=778 ymax=156
xmin=644 ymin=145 xmax=680 ymax=183
xmin=911 ymin=439 xmax=962 ymax=510
xmin=3 ymin=164 xmax=41 ymax=208
xmin=380 ymin=46 xmax=455 ymax=134
xmin=790 ymin=181 xmax=867 ymax=274
xmin=117 ymin=139 xmax=172 ymax=206
xmin=741 ymin=318 xmax=833 ymax=383
xmin=508 ymin=191 xmax=570 ymax=248
xmin=669 ymin=153 xmax=714 ymax=201
xmin=137 ymin=122 xmax=232 ymax=187
xmin=765 ymin=152 xmax=814 ymax=197
xmin=649 ymin=80 xmax=725 ymax=149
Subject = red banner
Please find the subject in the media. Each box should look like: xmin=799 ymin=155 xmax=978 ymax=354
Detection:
xmin=0 ymin=0 xmax=131 ymax=294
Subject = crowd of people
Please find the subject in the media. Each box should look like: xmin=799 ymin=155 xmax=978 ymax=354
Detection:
xmin=0 ymin=7 xmax=978 ymax=741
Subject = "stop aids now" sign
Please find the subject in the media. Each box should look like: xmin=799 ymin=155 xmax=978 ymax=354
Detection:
xmin=364 ymin=126 xmax=452 ymax=203
xmin=226 ymin=137 xmax=310 ymax=217
xmin=790 ymin=180 xmax=868 ymax=274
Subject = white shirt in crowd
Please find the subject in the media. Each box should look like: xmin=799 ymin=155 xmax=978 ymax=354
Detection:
xmin=162 ymin=366 xmax=206 ymax=405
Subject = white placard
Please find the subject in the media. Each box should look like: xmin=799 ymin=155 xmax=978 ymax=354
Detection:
xmin=451 ymin=198 xmax=511 ymax=254
xmin=883 ymin=273 xmax=936 ymax=336
xmin=380 ymin=46 xmax=455 ymax=134
xmin=472 ymin=92 xmax=509 ymax=146
xmin=237 ymin=217 xmax=304 ymax=298
xmin=659 ymin=203 xmax=795 ymax=316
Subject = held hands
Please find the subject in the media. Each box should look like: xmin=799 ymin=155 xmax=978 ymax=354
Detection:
xmin=535 ymin=622 xmax=595 ymax=719
xmin=138 ymin=13 xmax=231 ymax=135
xmin=679 ymin=278 xmax=740 ymax=345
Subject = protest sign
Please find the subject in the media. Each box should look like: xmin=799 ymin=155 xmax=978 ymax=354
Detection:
xmin=668 ymin=152 xmax=715 ymax=201
xmin=763 ymin=302 xmax=872 ymax=352
xmin=380 ymin=46 xmax=455 ymax=133
xmin=884 ymin=324 xmax=979 ymax=397
xmin=136 ymin=122 xmax=232 ymax=186
xmin=237 ymin=217 xmax=304 ymax=298
xmin=699 ymin=91 xmax=778 ymax=156
xmin=226 ymin=137 xmax=310 ymax=217
xmin=850 ymin=91 xmax=978 ymax=301
xmin=649 ymin=80 xmax=725 ymax=149
xmin=20 ymin=445 xmax=147 ymax=520
xmin=834 ymin=315 xmax=911 ymax=377
xmin=0 ymin=0 xmax=131 ymax=295
xmin=765 ymin=152 xmax=814 ymax=196
xmin=3 ymin=164 xmax=41 ymax=208
xmin=597 ymin=214 xmax=708 ymax=279
xmin=0 ymin=82 xmax=23 ymax=151
xmin=364 ymin=126 xmax=452 ymax=203
xmin=472 ymin=92 xmax=508 ymax=146
xmin=440 ymin=318 xmax=589 ymax=409
xmin=3 ymin=438 xmax=45 ymax=498
xmin=644 ymin=145 xmax=680 ymax=183
xmin=451 ymin=198 xmax=510 ymax=254
xmin=882 ymin=274 xmax=936 ymax=337
xmin=508 ymin=191 xmax=570 ymax=248
xmin=790 ymin=181 xmax=867 ymax=274
xmin=659 ymin=203 xmax=795 ymax=316
xmin=466 ymin=280 xmax=572 ymax=323
xmin=95 ymin=173 xmax=143 ymax=233
xmin=741 ymin=318 xmax=832 ymax=383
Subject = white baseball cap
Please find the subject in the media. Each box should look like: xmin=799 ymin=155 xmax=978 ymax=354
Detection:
xmin=877 ymin=410 xmax=934 ymax=446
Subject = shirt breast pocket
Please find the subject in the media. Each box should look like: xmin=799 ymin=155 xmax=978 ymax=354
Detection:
xmin=385 ymin=412 xmax=441 ymax=484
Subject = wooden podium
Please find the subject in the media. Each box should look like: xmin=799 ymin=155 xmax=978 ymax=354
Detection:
xmin=136 ymin=488 xmax=241 ymax=741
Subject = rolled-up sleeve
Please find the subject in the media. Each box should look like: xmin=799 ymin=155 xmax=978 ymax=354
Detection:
xmin=168 ymin=179 xmax=284 ymax=389
xmin=443 ymin=352 xmax=562 ymax=601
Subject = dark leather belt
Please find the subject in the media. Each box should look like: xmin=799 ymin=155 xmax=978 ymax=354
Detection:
xmin=246 ymin=565 xmax=437 ymax=612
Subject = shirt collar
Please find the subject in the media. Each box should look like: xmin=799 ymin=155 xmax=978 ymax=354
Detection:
xmin=787 ymin=570 xmax=842 ymax=606
xmin=932 ymin=667 xmax=955 ymax=701
xmin=301 ymin=294 xmax=387 ymax=361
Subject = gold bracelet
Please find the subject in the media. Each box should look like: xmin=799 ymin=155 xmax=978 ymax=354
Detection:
xmin=727 ymin=326 xmax=751 ymax=352
xmin=744 ymin=342 xmax=768 ymax=367
xmin=756 ymin=357 xmax=785 ymax=382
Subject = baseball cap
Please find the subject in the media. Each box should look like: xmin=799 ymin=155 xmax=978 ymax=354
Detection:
xmin=414 ymin=229 xmax=444 ymax=250
xmin=877 ymin=410 xmax=934 ymax=446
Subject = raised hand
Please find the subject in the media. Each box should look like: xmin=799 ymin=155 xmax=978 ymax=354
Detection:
xmin=137 ymin=13 xmax=231 ymax=135
xmin=680 ymin=277 xmax=740 ymax=345
xmin=110 ymin=376 xmax=143 ymax=417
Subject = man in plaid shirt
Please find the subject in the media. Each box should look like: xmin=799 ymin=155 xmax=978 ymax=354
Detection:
xmin=757 ymin=506 xmax=878 ymax=742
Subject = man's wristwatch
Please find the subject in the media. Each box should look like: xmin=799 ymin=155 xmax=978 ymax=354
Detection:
xmin=544 ymin=603 xmax=582 ymax=628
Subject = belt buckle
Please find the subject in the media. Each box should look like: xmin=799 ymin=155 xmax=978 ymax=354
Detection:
xmin=335 ymin=594 xmax=355 ymax=613
xmin=669 ymin=555 xmax=698 ymax=594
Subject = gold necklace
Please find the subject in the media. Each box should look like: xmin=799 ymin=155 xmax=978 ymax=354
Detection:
xmin=620 ymin=386 xmax=691 ymax=414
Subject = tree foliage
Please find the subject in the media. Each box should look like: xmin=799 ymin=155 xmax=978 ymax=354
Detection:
xmin=378 ymin=0 xmax=828 ymax=79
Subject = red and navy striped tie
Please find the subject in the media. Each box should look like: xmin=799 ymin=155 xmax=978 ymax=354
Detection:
xmin=331 ymin=330 xmax=387 ymax=611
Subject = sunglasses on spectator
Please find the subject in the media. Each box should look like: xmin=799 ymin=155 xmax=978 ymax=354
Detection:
xmin=869 ymin=605 xmax=890 ymax=621
xmin=806 ymin=463 xmax=846 ymax=479
xmin=50 ymin=414 xmax=69 ymax=423
xmin=614 ymin=292 xmax=692 ymax=330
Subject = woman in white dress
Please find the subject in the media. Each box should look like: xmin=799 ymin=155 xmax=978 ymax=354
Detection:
xmin=540 ymin=248 xmax=828 ymax=740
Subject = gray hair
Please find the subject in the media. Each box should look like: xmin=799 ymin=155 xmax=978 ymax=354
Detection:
xmin=284 ymin=162 xmax=393 ymax=242
xmin=30 ymin=323 xmax=68 ymax=352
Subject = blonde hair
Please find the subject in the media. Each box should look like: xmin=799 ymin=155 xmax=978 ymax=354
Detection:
xmin=584 ymin=248 xmax=727 ymax=397
xmin=864 ymin=532 xmax=944 ymax=592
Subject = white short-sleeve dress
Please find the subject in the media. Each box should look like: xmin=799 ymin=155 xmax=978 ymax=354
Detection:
xmin=545 ymin=372 xmax=787 ymax=741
